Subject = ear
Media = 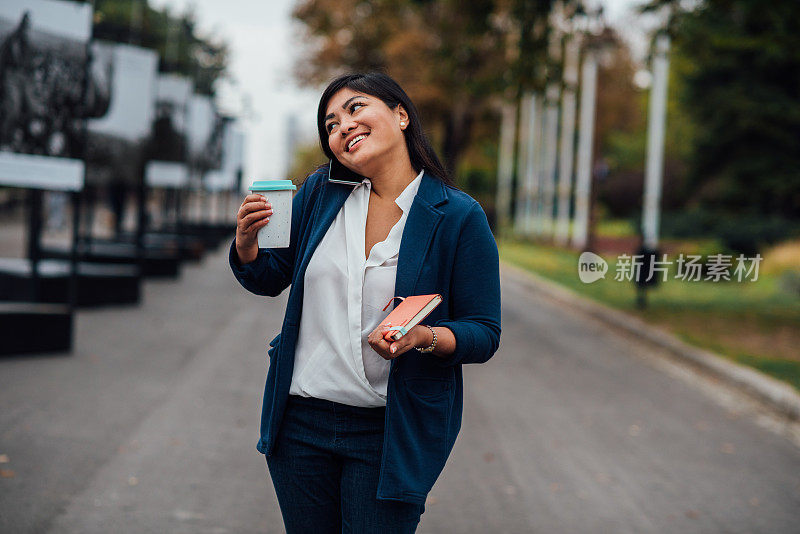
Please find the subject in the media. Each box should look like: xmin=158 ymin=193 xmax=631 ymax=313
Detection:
xmin=396 ymin=104 xmax=409 ymax=127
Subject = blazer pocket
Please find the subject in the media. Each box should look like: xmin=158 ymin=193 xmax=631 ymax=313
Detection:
xmin=399 ymin=378 xmax=453 ymax=477
xmin=404 ymin=377 xmax=452 ymax=399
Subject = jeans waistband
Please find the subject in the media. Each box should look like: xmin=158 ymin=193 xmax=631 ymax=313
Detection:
xmin=288 ymin=394 xmax=386 ymax=418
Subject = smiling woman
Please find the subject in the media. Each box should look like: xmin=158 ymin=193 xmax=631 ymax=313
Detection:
xmin=230 ymin=72 xmax=501 ymax=533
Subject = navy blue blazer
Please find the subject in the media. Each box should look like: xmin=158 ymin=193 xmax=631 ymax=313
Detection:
xmin=229 ymin=167 xmax=501 ymax=504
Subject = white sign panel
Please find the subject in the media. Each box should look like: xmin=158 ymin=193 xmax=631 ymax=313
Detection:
xmin=145 ymin=161 xmax=189 ymax=189
xmin=0 ymin=152 xmax=83 ymax=191
xmin=0 ymin=0 xmax=93 ymax=191
xmin=87 ymin=42 xmax=158 ymax=141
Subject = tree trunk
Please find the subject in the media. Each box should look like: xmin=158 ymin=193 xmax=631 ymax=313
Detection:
xmin=441 ymin=97 xmax=475 ymax=177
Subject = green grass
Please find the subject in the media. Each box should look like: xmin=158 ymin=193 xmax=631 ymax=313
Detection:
xmin=500 ymin=240 xmax=800 ymax=392
xmin=596 ymin=218 xmax=637 ymax=238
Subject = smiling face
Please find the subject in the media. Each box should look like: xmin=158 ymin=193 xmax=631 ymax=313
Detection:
xmin=323 ymin=87 xmax=409 ymax=177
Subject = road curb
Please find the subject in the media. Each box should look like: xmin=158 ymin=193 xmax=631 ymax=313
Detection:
xmin=501 ymin=261 xmax=800 ymax=421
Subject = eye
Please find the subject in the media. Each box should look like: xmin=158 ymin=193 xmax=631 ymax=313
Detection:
xmin=350 ymin=102 xmax=365 ymax=112
xmin=326 ymin=121 xmax=337 ymax=133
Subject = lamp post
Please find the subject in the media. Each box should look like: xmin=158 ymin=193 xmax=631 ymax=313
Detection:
xmin=642 ymin=31 xmax=670 ymax=251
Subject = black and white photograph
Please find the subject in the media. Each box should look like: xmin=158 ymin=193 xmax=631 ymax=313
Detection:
xmin=0 ymin=0 xmax=94 ymax=190
xmin=84 ymin=41 xmax=158 ymax=187
xmin=186 ymin=93 xmax=225 ymax=181
xmin=145 ymin=73 xmax=192 ymax=188
xmin=205 ymin=118 xmax=244 ymax=193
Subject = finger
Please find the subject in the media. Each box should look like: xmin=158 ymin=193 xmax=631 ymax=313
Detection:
xmin=369 ymin=334 xmax=392 ymax=350
xmin=381 ymin=327 xmax=400 ymax=343
xmin=242 ymin=194 xmax=267 ymax=205
xmin=242 ymin=216 xmax=269 ymax=235
xmin=239 ymin=201 xmax=272 ymax=218
xmin=241 ymin=209 xmax=271 ymax=228
xmin=368 ymin=323 xmax=393 ymax=342
xmin=389 ymin=336 xmax=414 ymax=356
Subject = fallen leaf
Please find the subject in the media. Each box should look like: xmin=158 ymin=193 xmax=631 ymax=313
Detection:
xmin=685 ymin=510 xmax=700 ymax=519
xmin=128 ymin=476 xmax=138 ymax=486
xmin=483 ymin=452 xmax=495 ymax=463
xmin=0 ymin=454 xmax=8 ymax=463
xmin=720 ymin=443 xmax=735 ymax=454
xmin=1 ymin=469 xmax=15 ymax=478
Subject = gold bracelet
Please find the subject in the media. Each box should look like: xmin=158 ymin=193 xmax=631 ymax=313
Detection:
xmin=417 ymin=325 xmax=437 ymax=353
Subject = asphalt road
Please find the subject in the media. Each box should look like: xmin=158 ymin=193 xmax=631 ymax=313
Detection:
xmin=1 ymin=245 xmax=799 ymax=533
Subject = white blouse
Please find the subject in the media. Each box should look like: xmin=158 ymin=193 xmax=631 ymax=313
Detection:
xmin=289 ymin=170 xmax=424 ymax=407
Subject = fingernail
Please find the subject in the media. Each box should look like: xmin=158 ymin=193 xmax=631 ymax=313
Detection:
xmin=391 ymin=346 xmax=397 ymax=354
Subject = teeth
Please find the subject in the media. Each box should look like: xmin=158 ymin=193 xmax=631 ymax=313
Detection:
xmin=348 ymin=134 xmax=367 ymax=151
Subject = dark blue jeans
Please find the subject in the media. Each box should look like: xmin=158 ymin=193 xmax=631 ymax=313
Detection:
xmin=266 ymin=395 xmax=425 ymax=533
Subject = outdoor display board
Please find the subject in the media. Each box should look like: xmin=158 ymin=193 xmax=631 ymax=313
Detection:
xmin=85 ymin=41 xmax=158 ymax=187
xmin=186 ymin=94 xmax=224 ymax=183
xmin=145 ymin=74 xmax=192 ymax=188
xmin=205 ymin=120 xmax=244 ymax=192
xmin=0 ymin=0 xmax=94 ymax=190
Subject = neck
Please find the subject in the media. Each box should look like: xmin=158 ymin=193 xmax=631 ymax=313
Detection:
xmin=368 ymin=158 xmax=418 ymax=199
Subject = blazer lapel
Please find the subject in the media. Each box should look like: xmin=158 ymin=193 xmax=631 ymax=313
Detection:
xmin=395 ymin=172 xmax=448 ymax=297
xmin=295 ymin=172 xmax=447 ymax=297
xmin=297 ymin=179 xmax=353 ymax=277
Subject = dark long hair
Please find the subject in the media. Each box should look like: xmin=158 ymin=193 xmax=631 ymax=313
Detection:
xmin=316 ymin=72 xmax=452 ymax=185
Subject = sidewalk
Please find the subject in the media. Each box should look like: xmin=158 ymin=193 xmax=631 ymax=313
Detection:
xmin=501 ymin=261 xmax=800 ymax=422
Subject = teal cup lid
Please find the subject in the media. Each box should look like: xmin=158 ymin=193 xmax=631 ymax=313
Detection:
xmin=249 ymin=179 xmax=297 ymax=191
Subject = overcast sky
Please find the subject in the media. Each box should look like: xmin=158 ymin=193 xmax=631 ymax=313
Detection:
xmin=150 ymin=0 xmax=649 ymax=185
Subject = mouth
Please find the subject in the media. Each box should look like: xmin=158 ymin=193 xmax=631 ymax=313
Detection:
xmin=346 ymin=133 xmax=369 ymax=153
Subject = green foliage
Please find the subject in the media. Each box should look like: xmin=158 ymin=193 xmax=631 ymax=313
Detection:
xmin=660 ymin=209 xmax=800 ymax=254
xmin=93 ymin=0 xmax=228 ymax=95
xmin=511 ymin=0 xmax=555 ymax=93
xmin=672 ymin=0 xmax=800 ymax=218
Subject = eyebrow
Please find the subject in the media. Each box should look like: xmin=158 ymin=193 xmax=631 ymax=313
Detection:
xmin=324 ymin=95 xmax=369 ymax=123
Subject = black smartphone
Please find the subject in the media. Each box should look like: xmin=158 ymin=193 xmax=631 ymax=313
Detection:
xmin=328 ymin=158 xmax=365 ymax=185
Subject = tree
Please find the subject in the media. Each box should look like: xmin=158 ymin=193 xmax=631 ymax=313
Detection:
xmin=674 ymin=0 xmax=800 ymax=218
xmin=292 ymin=0 xmax=555 ymax=176
xmin=641 ymin=0 xmax=800 ymax=219
xmin=92 ymin=0 xmax=229 ymax=95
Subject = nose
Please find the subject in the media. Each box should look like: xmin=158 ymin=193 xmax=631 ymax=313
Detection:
xmin=340 ymin=115 xmax=357 ymax=135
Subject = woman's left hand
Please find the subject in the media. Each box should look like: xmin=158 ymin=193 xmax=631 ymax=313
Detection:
xmin=367 ymin=324 xmax=434 ymax=360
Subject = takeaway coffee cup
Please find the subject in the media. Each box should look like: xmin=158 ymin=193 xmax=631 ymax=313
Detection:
xmin=249 ymin=180 xmax=297 ymax=249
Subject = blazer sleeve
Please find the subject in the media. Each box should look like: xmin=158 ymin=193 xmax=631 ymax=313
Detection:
xmin=434 ymin=201 xmax=501 ymax=366
xmin=229 ymin=176 xmax=314 ymax=297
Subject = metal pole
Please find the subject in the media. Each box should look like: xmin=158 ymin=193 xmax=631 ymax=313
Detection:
xmin=555 ymin=34 xmax=580 ymax=245
xmin=27 ymin=189 xmax=43 ymax=301
xmin=541 ymin=83 xmax=560 ymax=237
xmin=495 ymin=100 xmax=518 ymax=230
xmin=68 ymin=192 xmax=81 ymax=313
xmin=572 ymin=49 xmax=599 ymax=250
xmin=525 ymin=93 xmax=542 ymax=235
xmin=642 ymin=33 xmax=670 ymax=250
xmin=514 ymin=94 xmax=531 ymax=234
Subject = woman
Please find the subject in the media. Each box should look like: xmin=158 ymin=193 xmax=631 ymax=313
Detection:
xmin=230 ymin=72 xmax=501 ymax=533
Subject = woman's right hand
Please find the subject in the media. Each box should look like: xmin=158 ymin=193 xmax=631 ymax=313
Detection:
xmin=235 ymin=194 xmax=273 ymax=264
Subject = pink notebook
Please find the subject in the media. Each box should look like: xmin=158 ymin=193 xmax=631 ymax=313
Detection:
xmin=380 ymin=294 xmax=442 ymax=341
